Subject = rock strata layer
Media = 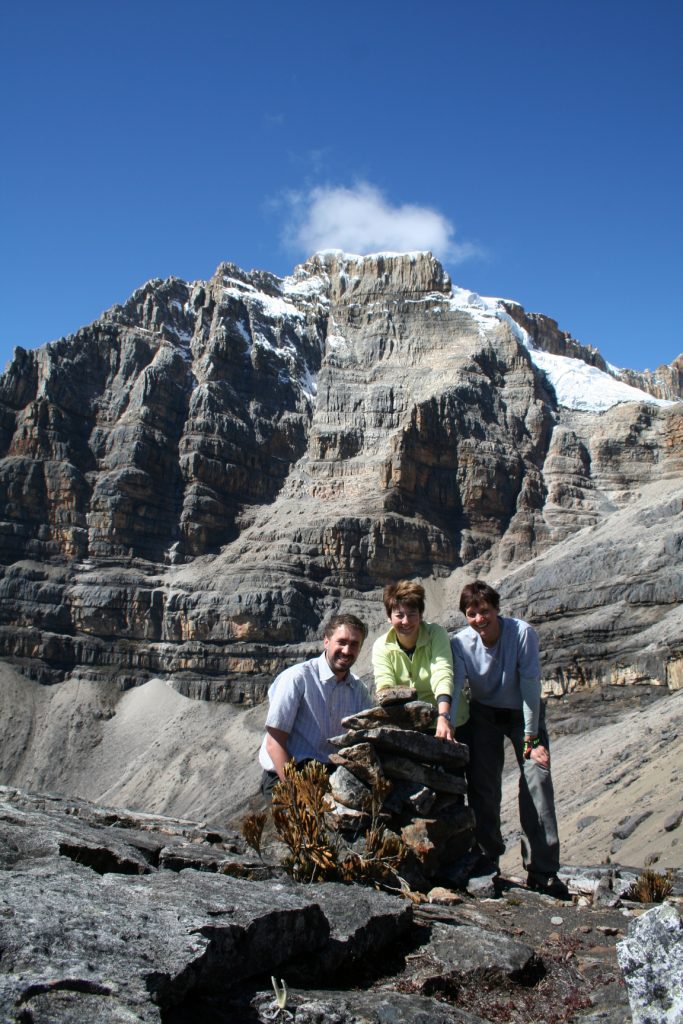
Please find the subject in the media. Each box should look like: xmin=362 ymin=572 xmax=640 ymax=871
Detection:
xmin=0 ymin=250 xmax=681 ymax=703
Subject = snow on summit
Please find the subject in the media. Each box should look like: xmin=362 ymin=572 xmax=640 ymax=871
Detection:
xmin=450 ymin=286 xmax=674 ymax=413
xmin=237 ymin=255 xmax=674 ymax=415
xmin=527 ymin=349 xmax=673 ymax=412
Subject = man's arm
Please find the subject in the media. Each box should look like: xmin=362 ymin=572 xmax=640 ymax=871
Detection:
xmin=265 ymin=727 xmax=292 ymax=782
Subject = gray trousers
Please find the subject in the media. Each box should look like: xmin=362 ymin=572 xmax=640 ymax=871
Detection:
xmin=465 ymin=700 xmax=560 ymax=877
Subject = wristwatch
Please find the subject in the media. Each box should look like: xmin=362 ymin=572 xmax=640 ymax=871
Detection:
xmin=438 ymin=712 xmax=452 ymax=722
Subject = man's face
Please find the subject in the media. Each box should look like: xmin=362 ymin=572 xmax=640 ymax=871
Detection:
xmin=324 ymin=626 xmax=364 ymax=678
xmin=464 ymin=600 xmax=500 ymax=647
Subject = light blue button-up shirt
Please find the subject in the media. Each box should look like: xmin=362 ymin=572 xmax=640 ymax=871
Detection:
xmin=259 ymin=653 xmax=372 ymax=770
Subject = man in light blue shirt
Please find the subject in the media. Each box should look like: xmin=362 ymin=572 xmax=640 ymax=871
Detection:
xmin=451 ymin=580 xmax=567 ymax=899
xmin=259 ymin=613 xmax=372 ymax=798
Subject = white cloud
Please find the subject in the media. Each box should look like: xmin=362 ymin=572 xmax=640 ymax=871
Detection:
xmin=283 ymin=182 xmax=477 ymax=264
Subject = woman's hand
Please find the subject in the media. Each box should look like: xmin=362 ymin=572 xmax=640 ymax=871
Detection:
xmin=435 ymin=714 xmax=455 ymax=742
xmin=530 ymin=744 xmax=550 ymax=769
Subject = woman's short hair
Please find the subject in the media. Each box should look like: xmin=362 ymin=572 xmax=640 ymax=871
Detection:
xmin=459 ymin=580 xmax=501 ymax=614
xmin=383 ymin=581 xmax=425 ymax=617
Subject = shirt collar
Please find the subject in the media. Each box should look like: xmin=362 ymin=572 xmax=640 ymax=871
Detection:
xmin=317 ymin=652 xmax=354 ymax=686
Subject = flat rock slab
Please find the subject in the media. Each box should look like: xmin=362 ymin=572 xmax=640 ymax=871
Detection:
xmin=0 ymin=792 xmax=414 ymax=1023
xmin=330 ymin=727 xmax=469 ymax=768
xmin=405 ymin=920 xmax=542 ymax=993
xmin=158 ymin=843 xmax=270 ymax=878
xmin=0 ymin=863 xmax=412 ymax=1021
xmin=376 ymin=686 xmax=419 ymax=707
xmin=0 ymin=862 xmax=331 ymax=1019
xmin=382 ymin=754 xmax=467 ymax=795
xmin=0 ymin=800 xmax=156 ymax=875
xmin=342 ymin=701 xmax=436 ymax=732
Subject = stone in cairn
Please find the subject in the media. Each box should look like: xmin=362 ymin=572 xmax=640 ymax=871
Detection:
xmin=327 ymin=687 xmax=476 ymax=884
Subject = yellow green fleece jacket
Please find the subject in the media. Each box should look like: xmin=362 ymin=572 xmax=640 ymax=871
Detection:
xmin=372 ymin=621 xmax=469 ymax=726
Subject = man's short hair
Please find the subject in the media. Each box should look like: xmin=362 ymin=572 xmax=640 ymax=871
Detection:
xmin=323 ymin=613 xmax=367 ymax=641
xmin=382 ymin=580 xmax=425 ymax=617
xmin=459 ymin=580 xmax=501 ymax=614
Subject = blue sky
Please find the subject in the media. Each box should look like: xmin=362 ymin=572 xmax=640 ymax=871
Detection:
xmin=1 ymin=0 xmax=681 ymax=373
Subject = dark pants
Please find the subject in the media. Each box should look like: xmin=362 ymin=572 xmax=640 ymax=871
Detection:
xmin=464 ymin=701 xmax=560 ymax=877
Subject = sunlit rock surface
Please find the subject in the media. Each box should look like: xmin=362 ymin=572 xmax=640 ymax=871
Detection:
xmin=0 ymin=251 xmax=681 ymax=700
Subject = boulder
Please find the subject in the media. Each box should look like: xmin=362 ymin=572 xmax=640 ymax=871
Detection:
xmin=617 ymin=904 xmax=683 ymax=1023
xmin=328 ymin=764 xmax=374 ymax=811
xmin=401 ymin=808 xmax=476 ymax=875
xmin=329 ymin=742 xmax=385 ymax=787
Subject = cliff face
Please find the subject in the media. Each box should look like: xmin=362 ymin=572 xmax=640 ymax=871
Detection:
xmin=0 ymin=251 xmax=681 ymax=696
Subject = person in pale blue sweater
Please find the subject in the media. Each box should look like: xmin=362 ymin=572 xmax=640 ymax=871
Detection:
xmin=451 ymin=580 xmax=567 ymax=899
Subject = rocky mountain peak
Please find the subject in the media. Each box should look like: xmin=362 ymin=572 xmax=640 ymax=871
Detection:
xmin=289 ymin=249 xmax=452 ymax=304
xmin=0 ymin=253 xmax=680 ymax=700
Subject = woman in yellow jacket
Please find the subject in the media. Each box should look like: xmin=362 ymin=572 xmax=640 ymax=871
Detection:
xmin=372 ymin=580 xmax=469 ymax=741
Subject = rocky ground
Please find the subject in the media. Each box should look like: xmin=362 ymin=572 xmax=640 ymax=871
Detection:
xmin=1 ymin=784 xmax=681 ymax=1024
xmin=2 ymin=664 xmax=682 ymax=1021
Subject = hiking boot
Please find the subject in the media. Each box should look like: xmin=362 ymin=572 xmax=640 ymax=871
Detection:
xmin=470 ymin=852 xmax=500 ymax=878
xmin=526 ymin=872 xmax=570 ymax=900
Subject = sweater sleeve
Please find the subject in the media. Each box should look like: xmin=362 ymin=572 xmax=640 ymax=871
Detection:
xmin=450 ymin=635 xmax=465 ymax=709
xmin=520 ymin=676 xmax=541 ymax=735
xmin=372 ymin=633 xmax=400 ymax=691
xmin=518 ymin=623 xmax=541 ymax=735
xmin=428 ymin=624 xmax=454 ymax=701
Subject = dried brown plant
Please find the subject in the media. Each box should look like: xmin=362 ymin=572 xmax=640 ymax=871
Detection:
xmin=270 ymin=762 xmax=407 ymax=886
xmin=241 ymin=810 xmax=268 ymax=858
xmin=624 ymin=868 xmax=674 ymax=903
xmin=271 ymin=760 xmax=339 ymax=882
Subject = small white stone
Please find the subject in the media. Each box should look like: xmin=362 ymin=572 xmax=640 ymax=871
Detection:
xmin=551 ymin=916 xmax=564 ymax=925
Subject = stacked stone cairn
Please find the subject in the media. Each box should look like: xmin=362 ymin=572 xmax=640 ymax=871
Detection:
xmin=326 ymin=686 xmax=475 ymax=888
